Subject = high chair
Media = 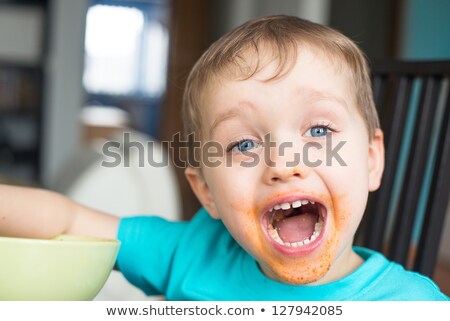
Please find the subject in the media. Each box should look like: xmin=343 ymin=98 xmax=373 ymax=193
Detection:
xmin=356 ymin=59 xmax=450 ymax=278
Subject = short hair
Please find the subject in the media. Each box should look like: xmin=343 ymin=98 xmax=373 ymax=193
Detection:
xmin=182 ymin=15 xmax=379 ymax=146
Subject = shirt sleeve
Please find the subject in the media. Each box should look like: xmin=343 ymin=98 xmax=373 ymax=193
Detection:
xmin=116 ymin=216 xmax=187 ymax=296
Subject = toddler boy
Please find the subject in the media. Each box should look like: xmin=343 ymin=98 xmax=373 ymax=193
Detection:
xmin=0 ymin=15 xmax=448 ymax=300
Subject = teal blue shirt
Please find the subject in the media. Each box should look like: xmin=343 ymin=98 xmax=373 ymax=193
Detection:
xmin=116 ymin=208 xmax=448 ymax=300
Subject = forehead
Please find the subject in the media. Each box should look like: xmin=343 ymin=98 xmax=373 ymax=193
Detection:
xmin=214 ymin=41 xmax=352 ymax=83
xmin=203 ymin=43 xmax=355 ymax=104
xmin=200 ymin=47 xmax=356 ymax=135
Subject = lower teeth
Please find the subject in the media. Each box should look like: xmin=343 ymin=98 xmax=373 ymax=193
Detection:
xmin=268 ymin=217 xmax=324 ymax=247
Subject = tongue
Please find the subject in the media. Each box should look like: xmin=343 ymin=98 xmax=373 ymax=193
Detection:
xmin=273 ymin=213 xmax=317 ymax=243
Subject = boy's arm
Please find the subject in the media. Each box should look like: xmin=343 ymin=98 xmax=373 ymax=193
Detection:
xmin=0 ymin=184 xmax=119 ymax=240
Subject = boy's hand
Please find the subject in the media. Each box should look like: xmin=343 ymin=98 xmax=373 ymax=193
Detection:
xmin=0 ymin=184 xmax=119 ymax=240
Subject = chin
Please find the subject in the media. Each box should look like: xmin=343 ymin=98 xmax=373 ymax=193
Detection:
xmin=261 ymin=236 xmax=338 ymax=285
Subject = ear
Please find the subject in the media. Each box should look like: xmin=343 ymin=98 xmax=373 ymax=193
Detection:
xmin=184 ymin=166 xmax=220 ymax=219
xmin=368 ymin=128 xmax=385 ymax=192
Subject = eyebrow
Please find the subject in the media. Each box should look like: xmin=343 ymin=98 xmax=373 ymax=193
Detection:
xmin=209 ymin=103 xmax=255 ymax=137
xmin=301 ymin=87 xmax=349 ymax=110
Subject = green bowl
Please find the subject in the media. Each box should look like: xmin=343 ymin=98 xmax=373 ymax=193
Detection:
xmin=0 ymin=234 xmax=120 ymax=300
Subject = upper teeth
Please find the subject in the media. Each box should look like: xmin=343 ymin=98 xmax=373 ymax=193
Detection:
xmin=270 ymin=199 xmax=315 ymax=212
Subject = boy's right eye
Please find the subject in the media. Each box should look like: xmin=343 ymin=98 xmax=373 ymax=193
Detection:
xmin=308 ymin=126 xmax=330 ymax=137
xmin=228 ymin=139 xmax=261 ymax=153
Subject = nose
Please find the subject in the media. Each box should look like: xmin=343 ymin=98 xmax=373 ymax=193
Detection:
xmin=262 ymin=139 xmax=310 ymax=184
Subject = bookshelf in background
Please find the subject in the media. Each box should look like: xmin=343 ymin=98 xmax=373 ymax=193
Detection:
xmin=0 ymin=62 xmax=43 ymax=183
xmin=0 ymin=1 xmax=47 ymax=184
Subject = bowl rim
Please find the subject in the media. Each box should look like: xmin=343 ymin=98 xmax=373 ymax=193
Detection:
xmin=0 ymin=234 xmax=120 ymax=246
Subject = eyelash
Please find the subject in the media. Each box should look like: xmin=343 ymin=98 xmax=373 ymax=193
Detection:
xmin=227 ymin=138 xmax=262 ymax=153
xmin=306 ymin=121 xmax=337 ymax=137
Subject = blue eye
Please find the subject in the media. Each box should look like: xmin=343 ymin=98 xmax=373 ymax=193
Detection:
xmin=309 ymin=126 xmax=330 ymax=137
xmin=229 ymin=139 xmax=260 ymax=153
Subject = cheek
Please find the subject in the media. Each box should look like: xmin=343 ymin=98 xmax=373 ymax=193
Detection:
xmin=317 ymin=138 xmax=369 ymax=244
xmin=329 ymin=137 xmax=370 ymax=205
xmin=220 ymin=202 xmax=269 ymax=260
xmin=206 ymin=162 xmax=262 ymax=212
xmin=322 ymin=163 xmax=369 ymax=246
xmin=332 ymin=194 xmax=364 ymax=250
xmin=206 ymin=169 xmax=259 ymax=239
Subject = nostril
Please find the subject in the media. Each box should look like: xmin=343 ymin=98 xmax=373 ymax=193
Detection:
xmin=270 ymin=171 xmax=301 ymax=183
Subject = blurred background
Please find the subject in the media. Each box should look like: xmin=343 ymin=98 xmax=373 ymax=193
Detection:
xmin=0 ymin=0 xmax=449 ymax=297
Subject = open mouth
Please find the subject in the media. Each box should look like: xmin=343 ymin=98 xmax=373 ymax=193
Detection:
xmin=265 ymin=198 xmax=325 ymax=251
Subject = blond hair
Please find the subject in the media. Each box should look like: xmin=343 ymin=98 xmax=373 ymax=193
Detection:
xmin=183 ymin=15 xmax=379 ymax=145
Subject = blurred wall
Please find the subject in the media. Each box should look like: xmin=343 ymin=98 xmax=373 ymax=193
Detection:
xmin=329 ymin=0 xmax=398 ymax=59
xmin=42 ymin=0 xmax=86 ymax=186
xmin=213 ymin=0 xmax=331 ymax=38
xmin=0 ymin=6 xmax=43 ymax=64
xmin=400 ymin=0 xmax=450 ymax=59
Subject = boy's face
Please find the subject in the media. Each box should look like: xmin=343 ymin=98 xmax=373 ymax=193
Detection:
xmin=186 ymin=48 xmax=384 ymax=285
